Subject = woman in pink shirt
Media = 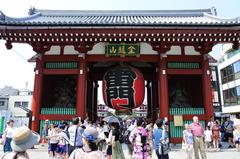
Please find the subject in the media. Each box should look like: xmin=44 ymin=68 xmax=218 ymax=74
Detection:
xmin=212 ymin=121 xmax=220 ymax=150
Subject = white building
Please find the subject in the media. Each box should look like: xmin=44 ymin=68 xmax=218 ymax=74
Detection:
xmin=218 ymin=44 xmax=240 ymax=119
xmin=8 ymin=89 xmax=32 ymax=127
xmin=8 ymin=89 xmax=32 ymax=117
xmin=0 ymin=86 xmax=19 ymax=132
xmin=209 ymin=56 xmax=222 ymax=117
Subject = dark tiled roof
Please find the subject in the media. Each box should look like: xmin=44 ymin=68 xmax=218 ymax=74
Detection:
xmin=0 ymin=7 xmax=239 ymax=27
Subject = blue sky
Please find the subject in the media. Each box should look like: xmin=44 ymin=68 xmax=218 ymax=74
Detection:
xmin=0 ymin=0 xmax=239 ymax=89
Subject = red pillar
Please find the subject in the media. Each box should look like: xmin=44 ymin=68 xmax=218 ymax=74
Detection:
xmin=76 ymin=59 xmax=87 ymax=119
xmin=86 ymin=80 xmax=94 ymax=121
xmin=158 ymin=57 xmax=169 ymax=120
xmin=31 ymin=59 xmax=43 ymax=132
xmin=146 ymin=81 xmax=152 ymax=119
xmin=202 ymin=57 xmax=214 ymax=120
xmin=152 ymin=80 xmax=158 ymax=122
xmin=93 ymin=81 xmax=98 ymax=122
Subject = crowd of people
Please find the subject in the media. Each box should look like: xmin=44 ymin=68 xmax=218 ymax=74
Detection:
xmin=1 ymin=115 xmax=240 ymax=159
xmin=38 ymin=116 xmax=171 ymax=159
xmin=182 ymin=116 xmax=240 ymax=159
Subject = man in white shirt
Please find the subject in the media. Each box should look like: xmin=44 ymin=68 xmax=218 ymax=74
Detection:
xmin=68 ymin=117 xmax=84 ymax=155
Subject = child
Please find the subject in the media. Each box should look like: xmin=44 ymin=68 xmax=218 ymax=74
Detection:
xmin=204 ymin=126 xmax=212 ymax=151
xmin=183 ymin=124 xmax=194 ymax=159
xmin=233 ymin=127 xmax=240 ymax=150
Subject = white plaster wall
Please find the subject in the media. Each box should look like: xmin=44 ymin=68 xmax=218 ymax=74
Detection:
xmin=140 ymin=43 xmax=158 ymax=55
xmin=166 ymin=46 xmax=181 ymax=55
xmin=185 ymin=46 xmax=201 ymax=55
xmin=87 ymin=42 xmax=105 ymax=54
xmin=45 ymin=46 xmax=61 ymax=55
xmin=64 ymin=45 xmax=78 ymax=54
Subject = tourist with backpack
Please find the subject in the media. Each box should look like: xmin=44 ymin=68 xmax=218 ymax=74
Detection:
xmin=111 ymin=122 xmax=125 ymax=159
xmin=224 ymin=118 xmax=234 ymax=148
xmin=125 ymin=119 xmax=136 ymax=159
xmin=68 ymin=117 xmax=84 ymax=155
xmin=129 ymin=118 xmax=150 ymax=159
xmin=153 ymin=119 xmax=170 ymax=159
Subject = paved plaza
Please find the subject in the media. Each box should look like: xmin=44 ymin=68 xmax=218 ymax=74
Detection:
xmin=0 ymin=144 xmax=240 ymax=159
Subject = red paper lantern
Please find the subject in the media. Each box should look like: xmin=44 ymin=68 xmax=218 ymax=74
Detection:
xmin=102 ymin=66 xmax=145 ymax=110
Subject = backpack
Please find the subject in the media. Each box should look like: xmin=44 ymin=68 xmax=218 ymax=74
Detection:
xmin=62 ymin=126 xmax=70 ymax=138
xmin=158 ymin=129 xmax=170 ymax=155
xmin=119 ymin=133 xmax=125 ymax=144
xmin=63 ymin=129 xmax=70 ymax=138
xmin=124 ymin=130 xmax=131 ymax=144
xmin=225 ymin=121 xmax=234 ymax=132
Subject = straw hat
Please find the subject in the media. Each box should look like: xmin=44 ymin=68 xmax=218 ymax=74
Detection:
xmin=11 ymin=126 xmax=40 ymax=152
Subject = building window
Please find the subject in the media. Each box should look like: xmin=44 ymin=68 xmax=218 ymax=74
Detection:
xmin=0 ymin=101 xmax=5 ymax=106
xmin=221 ymin=65 xmax=234 ymax=84
xmin=221 ymin=60 xmax=240 ymax=84
xmin=234 ymin=61 xmax=240 ymax=80
xmin=223 ymin=86 xmax=240 ymax=106
xmin=233 ymin=61 xmax=240 ymax=73
xmin=22 ymin=102 xmax=29 ymax=107
xmin=14 ymin=102 xmax=21 ymax=107
xmin=14 ymin=101 xmax=29 ymax=108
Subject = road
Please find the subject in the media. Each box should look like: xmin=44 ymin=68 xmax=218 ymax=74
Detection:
xmin=0 ymin=144 xmax=240 ymax=159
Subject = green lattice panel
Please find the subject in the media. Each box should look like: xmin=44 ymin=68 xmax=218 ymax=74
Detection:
xmin=169 ymin=107 xmax=204 ymax=115
xmin=167 ymin=62 xmax=200 ymax=69
xmin=41 ymin=108 xmax=76 ymax=115
xmin=45 ymin=62 xmax=78 ymax=69
xmin=169 ymin=120 xmax=205 ymax=138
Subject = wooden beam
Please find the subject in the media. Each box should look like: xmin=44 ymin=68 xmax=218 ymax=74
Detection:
xmin=43 ymin=69 xmax=79 ymax=75
xmin=167 ymin=69 xmax=202 ymax=75
xmin=86 ymin=55 xmax=159 ymax=62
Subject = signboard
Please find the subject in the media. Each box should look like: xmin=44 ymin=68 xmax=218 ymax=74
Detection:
xmin=174 ymin=115 xmax=183 ymax=126
xmin=105 ymin=43 xmax=140 ymax=57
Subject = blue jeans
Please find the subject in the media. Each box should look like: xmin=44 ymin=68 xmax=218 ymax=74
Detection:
xmin=3 ymin=137 xmax=12 ymax=153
